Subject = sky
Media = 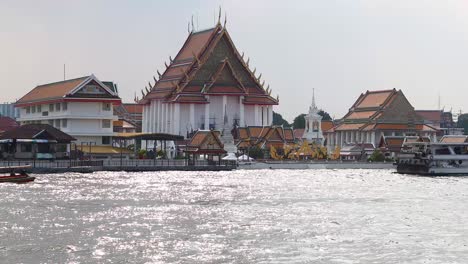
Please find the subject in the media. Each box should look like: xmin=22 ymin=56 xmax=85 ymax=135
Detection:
xmin=1 ymin=0 xmax=468 ymax=122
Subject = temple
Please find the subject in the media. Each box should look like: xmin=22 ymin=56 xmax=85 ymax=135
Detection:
xmin=139 ymin=22 xmax=278 ymax=138
xmin=324 ymin=89 xmax=438 ymax=152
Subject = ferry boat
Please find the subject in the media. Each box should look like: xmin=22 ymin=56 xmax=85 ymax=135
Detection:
xmin=396 ymin=136 xmax=468 ymax=176
xmin=0 ymin=166 xmax=35 ymax=183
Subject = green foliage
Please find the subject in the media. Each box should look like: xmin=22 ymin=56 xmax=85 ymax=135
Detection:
xmin=273 ymin=111 xmax=290 ymax=127
xmin=247 ymin=146 xmax=264 ymax=159
xmin=292 ymin=110 xmax=332 ymax=129
xmin=368 ymin=149 xmax=385 ymax=162
xmin=138 ymin=149 xmax=147 ymax=159
xmin=292 ymin=114 xmax=306 ymax=129
xmin=318 ymin=110 xmax=332 ymax=121
xmin=457 ymin=113 xmax=468 ymax=135
xmin=157 ymin=149 xmax=166 ymax=158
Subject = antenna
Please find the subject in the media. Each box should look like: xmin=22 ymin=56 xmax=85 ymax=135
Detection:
xmin=63 ymin=64 xmax=66 ymax=80
xmin=438 ymin=92 xmax=441 ymax=110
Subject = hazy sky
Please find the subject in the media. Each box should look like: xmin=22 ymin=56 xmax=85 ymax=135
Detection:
xmin=1 ymin=0 xmax=467 ymax=122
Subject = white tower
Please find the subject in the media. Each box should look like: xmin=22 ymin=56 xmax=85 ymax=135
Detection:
xmin=302 ymin=89 xmax=324 ymax=144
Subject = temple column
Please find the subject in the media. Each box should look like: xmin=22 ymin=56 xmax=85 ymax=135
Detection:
xmin=239 ymin=96 xmax=245 ymax=127
xmin=142 ymin=105 xmax=147 ymax=132
xmin=168 ymin=104 xmax=173 ymax=134
xmin=189 ymin=103 xmax=195 ymax=131
xmin=222 ymin=95 xmax=227 ymax=123
xmin=162 ymin=103 xmax=167 ymax=133
xmin=150 ymin=101 xmax=155 ymax=132
xmin=254 ymin=105 xmax=259 ymax=126
xmin=204 ymin=97 xmax=210 ymax=130
xmin=269 ymin=106 xmax=273 ymax=126
xmin=340 ymin=131 xmax=344 ymax=147
xmin=174 ymin=103 xmax=180 ymax=136
xmin=371 ymin=132 xmax=376 ymax=146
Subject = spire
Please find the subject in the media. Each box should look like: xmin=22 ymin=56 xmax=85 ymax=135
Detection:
xmin=312 ymin=88 xmax=316 ymax=109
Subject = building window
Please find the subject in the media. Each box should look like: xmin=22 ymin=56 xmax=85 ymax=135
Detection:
xmin=62 ymin=102 xmax=68 ymax=111
xmin=31 ymin=105 xmax=36 ymax=113
xmin=20 ymin=144 xmax=32 ymax=153
xmin=102 ymin=136 xmax=111 ymax=145
xmin=102 ymin=103 xmax=111 ymax=111
xmin=62 ymin=119 xmax=67 ymax=128
xmin=55 ymin=119 xmax=61 ymax=127
xmin=102 ymin=120 xmax=111 ymax=128
xmin=56 ymin=103 xmax=61 ymax=111
xmin=49 ymin=104 xmax=54 ymax=112
xmin=37 ymin=105 xmax=42 ymax=112
xmin=26 ymin=106 xmax=30 ymax=114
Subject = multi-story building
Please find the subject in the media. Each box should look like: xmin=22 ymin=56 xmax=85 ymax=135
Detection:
xmin=0 ymin=103 xmax=19 ymax=119
xmin=15 ymin=75 xmax=121 ymax=145
xmin=139 ymin=22 xmax=278 ymax=138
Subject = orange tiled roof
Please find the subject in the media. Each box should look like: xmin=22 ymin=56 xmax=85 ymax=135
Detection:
xmin=17 ymin=76 xmax=89 ymax=103
xmin=293 ymin=128 xmax=304 ymax=139
xmin=346 ymin=111 xmax=377 ymax=119
xmin=321 ymin=120 xmax=334 ymax=132
xmin=355 ymin=90 xmax=394 ymax=108
xmin=122 ymin=104 xmax=143 ymax=114
xmin=439 ymin=136 xmax=468 ymax=143
xmin=335 ymin=123 xmax=367 ymax=131
xmin=140 ymin=25 xmax=277 ymax=106
xmin=415 ymin=110 xmax=442 ymax=124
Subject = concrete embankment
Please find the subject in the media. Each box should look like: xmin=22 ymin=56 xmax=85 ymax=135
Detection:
xmin=239 ymin=162 xmax=395 ymax=170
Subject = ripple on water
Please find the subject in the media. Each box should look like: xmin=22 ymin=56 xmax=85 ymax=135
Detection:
xmin=0 ymin=169 xmax=468 ymax=263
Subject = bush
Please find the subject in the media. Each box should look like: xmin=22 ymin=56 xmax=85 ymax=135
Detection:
xmin=247 ymin=146 xmax=264 ymax=159
xmin=368 ymin=149 xmax=385 ymax=162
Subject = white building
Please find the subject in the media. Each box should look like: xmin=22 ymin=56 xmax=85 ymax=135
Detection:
xmin=302 ymin=90 xmax=324 ymax=145
xmin=139 ymin=23 xmax=278 ymax=138
xmin=15 ymin=75 xmax=121 ymax=145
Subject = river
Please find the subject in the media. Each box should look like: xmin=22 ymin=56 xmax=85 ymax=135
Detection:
xmin=1 ymin=169 xmax=467 ymax=263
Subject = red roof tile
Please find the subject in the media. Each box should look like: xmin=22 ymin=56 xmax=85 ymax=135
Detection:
xmin=0 ymin=116 xmax=19 ymax=133
xmin=17 ymin=76 xmax=88 ymax=103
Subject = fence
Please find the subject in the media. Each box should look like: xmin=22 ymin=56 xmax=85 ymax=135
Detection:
xmin=0 ymin=159 xmax=236 ymax=169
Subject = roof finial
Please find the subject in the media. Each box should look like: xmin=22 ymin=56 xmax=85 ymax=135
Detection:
xmin=218 ymin=6 xmax=222 ymax=25
xmin=224 ymin=12 xmax=227 ymax=27
xmin=147 ymin=82 xmax=152 ymax=91
xmin=157 ymin=70 xmax=162 ymax=78
xmin=153 ymin=76 xmax=157 ymax=83
xmin=187 ymin=21 xmax=191 ymax=33
xmin=191 ymin=15 xmax=195 ymax=32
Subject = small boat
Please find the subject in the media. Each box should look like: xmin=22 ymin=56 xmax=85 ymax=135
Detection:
xmin=0 ymin=166 xmax=35 ymax=183
xmin=396 ymin=138 xmax=468 ymax=176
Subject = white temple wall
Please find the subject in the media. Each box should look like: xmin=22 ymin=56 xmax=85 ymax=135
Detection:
xmin=178 ymin=103 xmax=190 ymax=136
xmin=226 ymin=96 xmax=240 ymax=126
xmin=194 ymin=104 xmax=205 ymax=129
xmin=244 ymin=105 xmax=255 ymax=126
xmin=208 ymin=96 xmax=223 ymax=130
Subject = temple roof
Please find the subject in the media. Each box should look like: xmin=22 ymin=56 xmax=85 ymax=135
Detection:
xmin=329 ymin=89 xmax=432 ymax=133
xmin=140 ymin=24 xmax=278 ymax=105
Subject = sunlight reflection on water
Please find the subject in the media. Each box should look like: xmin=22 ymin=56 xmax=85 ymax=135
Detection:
xmin=1 ymin=169 xmax=468 ymax=263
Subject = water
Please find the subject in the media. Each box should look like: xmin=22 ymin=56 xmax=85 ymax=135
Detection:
xmin=1 ymin=169 xmax=468 ymax=263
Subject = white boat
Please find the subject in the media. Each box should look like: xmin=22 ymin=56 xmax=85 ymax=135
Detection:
xmin=396 ymin=136 xmax=468 ymax=176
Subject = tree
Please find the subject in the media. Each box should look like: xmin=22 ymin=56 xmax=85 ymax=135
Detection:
xmin=272 ymin=111 xmax=290 ymax=127
xmin=292 ymin=110 xmax=332 ymax=129
xmin=292 ymin=114 xmax=306 ymax=129
xmin=368 ymin=149 xmax=385 ymax=162
xmin=318 ymin=110 xmax=332 ymax=121
xmin=457 ymin=113 xmax=468 ymax=135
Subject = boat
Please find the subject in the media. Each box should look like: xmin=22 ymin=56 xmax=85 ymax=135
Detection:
xmin=0 ymin=165 xmax=35 ymax=183
xmin=396 ymin=137 xmax=468 ymax=176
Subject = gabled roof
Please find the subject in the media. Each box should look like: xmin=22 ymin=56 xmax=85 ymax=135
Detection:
xmin=236 ymin=126 xmax=295 ymax=149
xmin=352 ymin=89 xmax=396 ymax=109
xmin=415 ymin=110 xmax=442 ymax=124
xmin=140 ymin=24 xmax=278 ymax=105
xmin=16 ymin=75 xmax=120 ymax=105
xmin=0 ymin=116 xmax=19 ymax=133
xmin=0 ymin=124 xmax=75 ymax=143
xmin=186 ymin=130 xmax=226 ymax=154
xmin=439 ymin=135 xmax=468 ymax=144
